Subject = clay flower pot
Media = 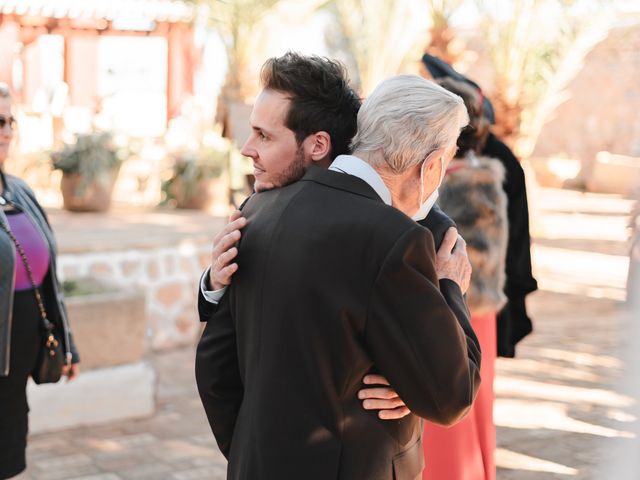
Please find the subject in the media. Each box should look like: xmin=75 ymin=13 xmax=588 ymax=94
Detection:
xmin=60 ymin=172 xmax=117 ymax=213
xmin=52 ymin=132 xmax=125 ymax=213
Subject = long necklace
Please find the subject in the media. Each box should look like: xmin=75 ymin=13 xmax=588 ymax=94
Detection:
xmin=0 ymin=195 xmax=57 ymax=348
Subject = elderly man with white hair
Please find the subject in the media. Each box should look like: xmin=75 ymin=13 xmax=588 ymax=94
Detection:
xmin=196 ymin=73 xmax=481 ymax=480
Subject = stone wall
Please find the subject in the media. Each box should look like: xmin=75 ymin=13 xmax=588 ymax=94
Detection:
xmin=66 ymin=289 xmax=147 ymax=370
xmin=58 ymin=242 xmax=211 ymax=350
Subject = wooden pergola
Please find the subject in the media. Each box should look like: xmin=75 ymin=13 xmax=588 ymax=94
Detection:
xmin=0 ymin=0 xmax=203 ymax=124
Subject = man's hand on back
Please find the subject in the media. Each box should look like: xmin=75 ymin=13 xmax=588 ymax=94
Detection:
xmin=435 ymin=227 xmax=471 ymax=294
xmin=208 ymin=210 xmax=247 ymax=291
xmin=358 ymin=374 xmax=410 ymax=420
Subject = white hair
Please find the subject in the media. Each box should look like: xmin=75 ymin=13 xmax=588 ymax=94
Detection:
xmin=350 ymin=75 xmax=469 ymax=173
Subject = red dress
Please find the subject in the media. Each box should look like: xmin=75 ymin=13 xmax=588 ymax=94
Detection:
xmin=421 ymin=156 xmax=508 ymax=480
xmin=422 ymin=312 xmax=496 ymax=480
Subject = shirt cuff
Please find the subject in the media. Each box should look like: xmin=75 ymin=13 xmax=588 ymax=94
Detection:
xmin=200 ymin=268 xmax=227 ymax=304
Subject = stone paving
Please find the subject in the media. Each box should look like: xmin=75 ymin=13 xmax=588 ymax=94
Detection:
xmin=18 ymin=347 xmax=227 ymax=480
xmin=16 ymin=187 xmax=638 ymax=479
xmin=48 ymin=205 xmax=226 ymax=255
xmin=495 ymin=187 xmax=637 ymax=479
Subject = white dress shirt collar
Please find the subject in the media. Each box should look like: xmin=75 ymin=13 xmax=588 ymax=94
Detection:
xmin=328 ymin=155 xmax=392 ymax=206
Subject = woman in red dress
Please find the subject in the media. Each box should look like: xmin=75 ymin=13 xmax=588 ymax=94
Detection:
xmin=420 ymin=78 xmax=509 ymax=480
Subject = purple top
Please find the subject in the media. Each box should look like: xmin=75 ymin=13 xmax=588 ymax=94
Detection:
xmin=5 ymin=211 xmax=50 ymax=291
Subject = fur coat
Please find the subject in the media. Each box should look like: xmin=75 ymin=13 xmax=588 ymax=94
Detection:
xmin=438 ymin=155 xmax=509 ymax=316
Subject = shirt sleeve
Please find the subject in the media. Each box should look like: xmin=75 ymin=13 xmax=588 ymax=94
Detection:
xmin=200 ymin=267 xmax=228 ymax=304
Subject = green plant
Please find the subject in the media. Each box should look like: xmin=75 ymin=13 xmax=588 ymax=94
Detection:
xmin=161 ymin=143 xmax=230 ymax=207
xmin=62 ymin=278 xmax=113 ymax=297
xmin=52 ymin=132 xmax=125 ymax=195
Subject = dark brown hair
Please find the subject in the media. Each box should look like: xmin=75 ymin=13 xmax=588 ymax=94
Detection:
xmin=435 ymin=77 xmax=489 ymax=155
xmin=260 ymin=52 xmax=361 ymax=159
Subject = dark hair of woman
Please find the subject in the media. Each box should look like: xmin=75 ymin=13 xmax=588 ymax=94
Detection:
xmin=435 ymin=77 xmax=490 ymax=156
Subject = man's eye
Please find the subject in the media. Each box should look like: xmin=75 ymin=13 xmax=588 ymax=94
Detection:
xmin=260 ymin=133 xmax=268 ymax=141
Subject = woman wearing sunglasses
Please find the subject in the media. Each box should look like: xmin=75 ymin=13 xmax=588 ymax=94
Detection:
xmin=0 ymin=83 xmax=80 ymax=479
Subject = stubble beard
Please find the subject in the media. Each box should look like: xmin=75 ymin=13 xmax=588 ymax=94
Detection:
xmin=274 ymin=143 xmax=308 ymax=188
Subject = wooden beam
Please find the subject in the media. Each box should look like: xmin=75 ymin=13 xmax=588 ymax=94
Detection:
xmin=9 ymin=12 xmax=180 ymax=38
xmin=18 ymin=25 xmax=45 ymax=47
xmin=166 ymin=22 xmax=174 ymax=125
xmin=63 ymin=35 xmax=70 ymax=85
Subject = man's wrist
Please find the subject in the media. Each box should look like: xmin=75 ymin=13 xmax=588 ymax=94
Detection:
xmin=200 ymin=268 xmax=227 ymax=304
xmin=439 ymin=276 xmax=461 ymax=288
xmin=437 ymin=272 xmax=455 ymax=282
xmin=207 ymin=267 xmax=215 ymax=290
xmin=210 ymin=278 xmax=225 ymax=292
xmin=439 ymin=277 xmax=458 ymax=286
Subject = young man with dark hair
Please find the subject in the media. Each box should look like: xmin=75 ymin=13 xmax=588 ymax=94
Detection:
xmin=195 ymin=54 xmax=481 ymax=479
xmin=243 ymin=52 xmax=361 ymax=193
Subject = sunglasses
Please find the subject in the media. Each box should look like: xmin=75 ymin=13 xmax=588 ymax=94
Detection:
xmin=0 ymin=115 xmax=16 ymax=130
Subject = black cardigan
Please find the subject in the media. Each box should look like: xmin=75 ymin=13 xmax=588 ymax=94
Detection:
xmin=482 ymin=133 xmax=538 ymax=357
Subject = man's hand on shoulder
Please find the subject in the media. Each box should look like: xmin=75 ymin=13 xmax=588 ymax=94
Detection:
xmin=435 ymin=227 xmax=471 ymax=294
xmin=208 ymin=210 xmax=247 ymax=290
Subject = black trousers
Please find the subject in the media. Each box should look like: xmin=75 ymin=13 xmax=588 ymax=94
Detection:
xmin=0 ymin=290 xmax=40 ymax=479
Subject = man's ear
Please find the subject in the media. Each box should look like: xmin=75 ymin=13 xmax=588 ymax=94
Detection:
xmin=423 ymin=147 xmax=446 ymax=175
xmin=305 ymin=131 xmax=332 ymax=163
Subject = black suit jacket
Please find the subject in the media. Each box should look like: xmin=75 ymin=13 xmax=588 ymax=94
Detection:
xmin=195 ymin=167 xmax=481 ymax=480
xmin=197 ymin=204 xmax=461 ymax=323
xmin=482 ymin=133 xmax=537 ymax=356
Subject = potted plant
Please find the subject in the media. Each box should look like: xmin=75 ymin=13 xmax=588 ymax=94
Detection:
xmin=52 ymin=132 xmax=126 ymax=212
xmin=161 ymin=139 xmax=231 ymax=211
